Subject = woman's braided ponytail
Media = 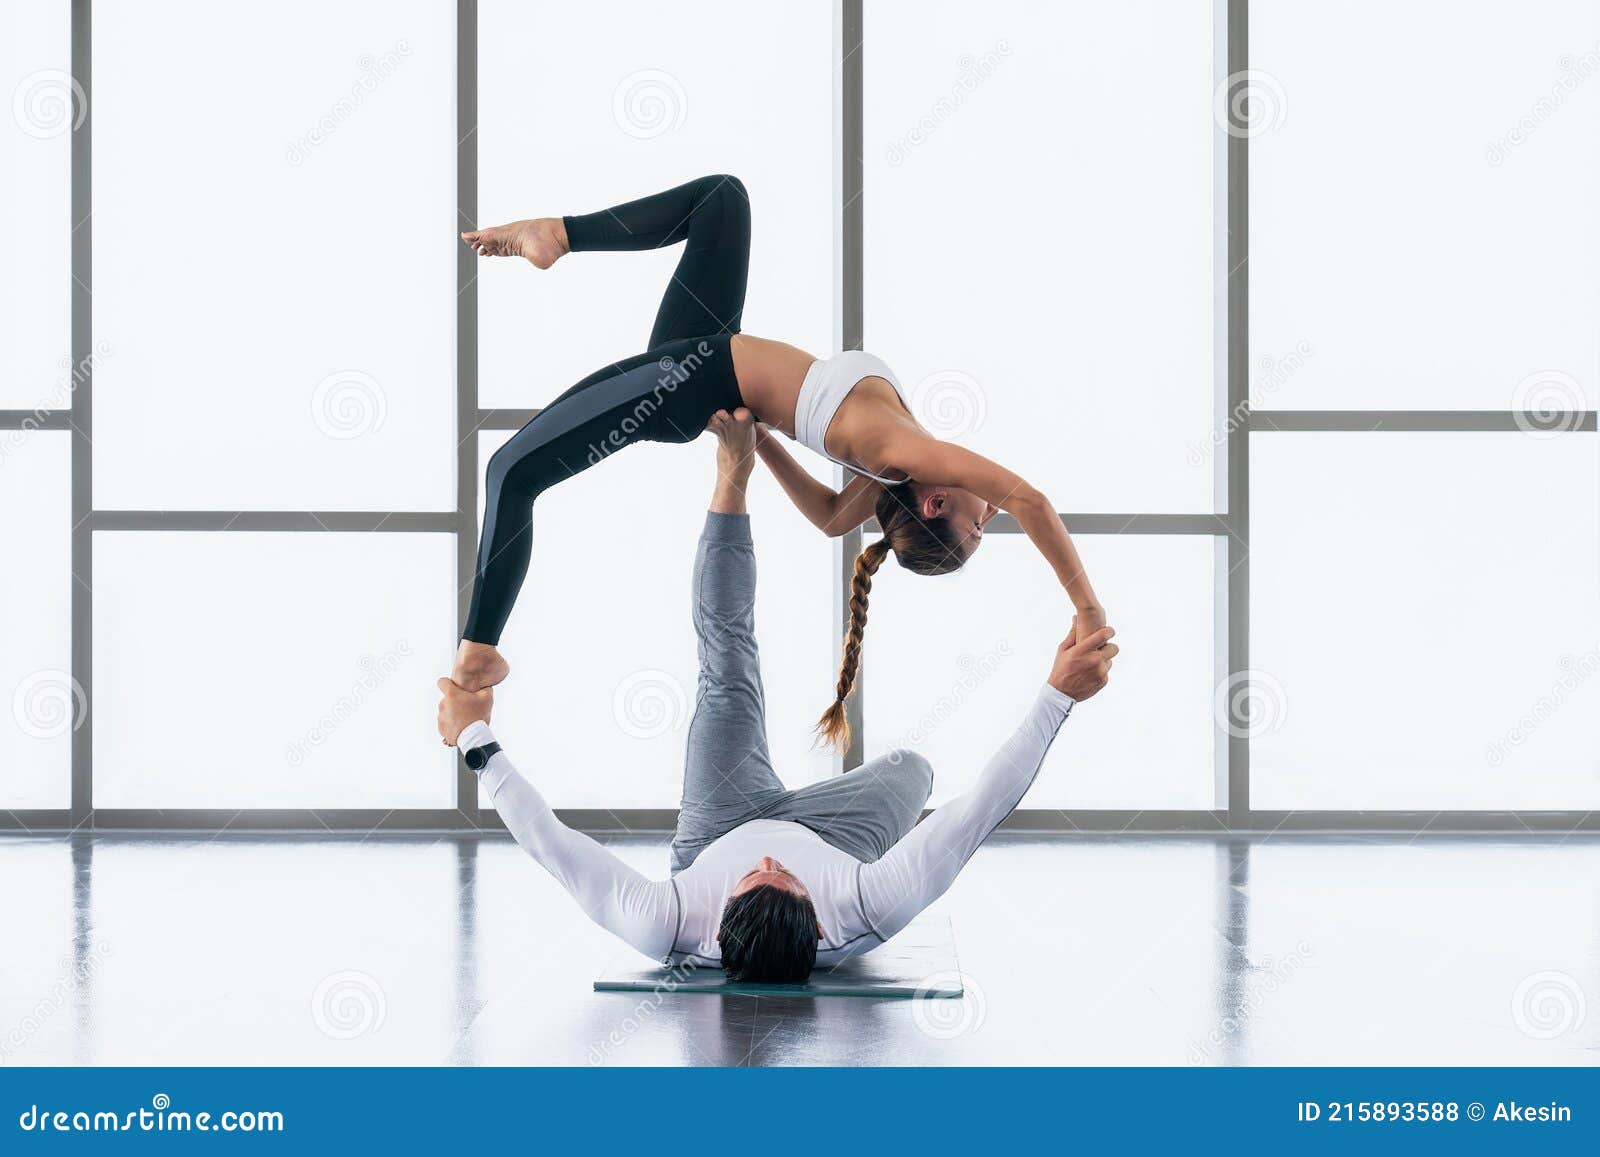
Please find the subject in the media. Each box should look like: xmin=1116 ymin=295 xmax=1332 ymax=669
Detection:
xmin=814 ymin=538 xmax=892 ymax=750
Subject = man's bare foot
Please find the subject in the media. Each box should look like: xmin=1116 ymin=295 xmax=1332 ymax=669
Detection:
xmin=452 ymin=641 xmax=510 ymax=692
xmin=460 ymin=217 xmax=569 ymax=270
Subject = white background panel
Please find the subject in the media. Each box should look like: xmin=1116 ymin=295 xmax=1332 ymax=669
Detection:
xmin=4 ymin=0 xmax=72 ymax=409
xmin=1252 ymin=0 xmax=1600 ymax=410
xmin=93 ymin=531 xmax=457 ymax=808
xmin=1251 ymin=432 xmax=1600 ymax=809
xmin=0 ymin=430 xmax=72 ymax=808
xmin=865 ymin=0 xmax=1216 ymax=512
xmin=91 ymin=0 xmax=455 ymax=510
xmin=477 ymin=0 xmax=831 ymax=409
xmin=864 ymin=532 xmax=1218 ymax=810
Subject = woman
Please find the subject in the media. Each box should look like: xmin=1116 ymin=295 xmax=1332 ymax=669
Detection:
xmin=456 ymin=175 xmax=1105 ymax=748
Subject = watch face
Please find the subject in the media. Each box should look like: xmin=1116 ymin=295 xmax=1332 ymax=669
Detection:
xmin=465 ymin=747 xmax=486 ymax=771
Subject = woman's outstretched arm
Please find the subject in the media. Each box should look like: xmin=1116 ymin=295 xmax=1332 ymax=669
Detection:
xmin=885 ymin=433 xmax=1104 ymax=626
xmin=754 ymin=427 xmax=882 ymax=537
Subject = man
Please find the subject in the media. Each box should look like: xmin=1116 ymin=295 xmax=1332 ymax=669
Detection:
xmin=436 ymin=409 xmax=1116 ymax=982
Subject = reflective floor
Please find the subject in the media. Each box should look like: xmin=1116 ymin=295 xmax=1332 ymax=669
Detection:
xmin=2 ymin=832 xmax=1597 ymax=1066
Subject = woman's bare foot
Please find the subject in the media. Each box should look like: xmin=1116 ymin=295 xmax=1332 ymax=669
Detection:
xmin=452 ymin=641 xmax=510 ymax=692
xmin=460 ymin=217 xmax=569 ymax=269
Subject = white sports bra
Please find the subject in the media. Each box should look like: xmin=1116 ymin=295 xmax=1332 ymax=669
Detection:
xmin=792 ymin=350 xmax=911 ymax=486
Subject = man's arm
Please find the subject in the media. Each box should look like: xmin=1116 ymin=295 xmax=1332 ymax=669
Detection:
xmin=855 ymin=625 xmax=1116 ymax=942
xmin=438 ymin=681 xmax=678 ymax=962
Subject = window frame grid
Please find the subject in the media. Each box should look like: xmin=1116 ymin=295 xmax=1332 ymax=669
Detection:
xmin=3 ymin=0 xmax=1595 ymax=834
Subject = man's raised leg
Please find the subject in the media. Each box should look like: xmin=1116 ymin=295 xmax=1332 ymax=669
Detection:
xmin=669 ymin=408 xmax=784 ymax=873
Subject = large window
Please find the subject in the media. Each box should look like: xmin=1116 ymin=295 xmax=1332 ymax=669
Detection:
xmin=1249 ymin=0 xmax=1600 ymax=814
xmin=92 ymin=0 xmax=456 ymax=511
xmin=5 ymin=0 xmax=1596 ymax=831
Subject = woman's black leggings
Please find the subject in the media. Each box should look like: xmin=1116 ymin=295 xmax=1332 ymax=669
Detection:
xmin=462 ymin=175 xmax=752 ymax=645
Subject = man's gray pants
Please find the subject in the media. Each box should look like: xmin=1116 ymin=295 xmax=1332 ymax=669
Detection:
xmin=669 ymin=512 xmax=933 ymax=875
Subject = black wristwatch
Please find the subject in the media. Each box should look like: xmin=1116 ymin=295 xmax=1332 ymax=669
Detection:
xmin=463 ymin=741 xmax=502 ymax=772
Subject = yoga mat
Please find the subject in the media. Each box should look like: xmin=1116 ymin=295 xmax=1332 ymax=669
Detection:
xmin=594 ymin=914 xmax=963 ymax=999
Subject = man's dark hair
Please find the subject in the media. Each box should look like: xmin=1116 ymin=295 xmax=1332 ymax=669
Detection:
xmin=718 ymin=885 xmax=819 ymax=983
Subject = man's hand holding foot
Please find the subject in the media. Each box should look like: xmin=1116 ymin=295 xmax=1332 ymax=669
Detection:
xmin=437 ymin=677 xmax=494 ymax=747
xmin=707 ymin=407 xmax=759 ymax=515
xmin=1048 ymin=620 xmax=1118 ymax=702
